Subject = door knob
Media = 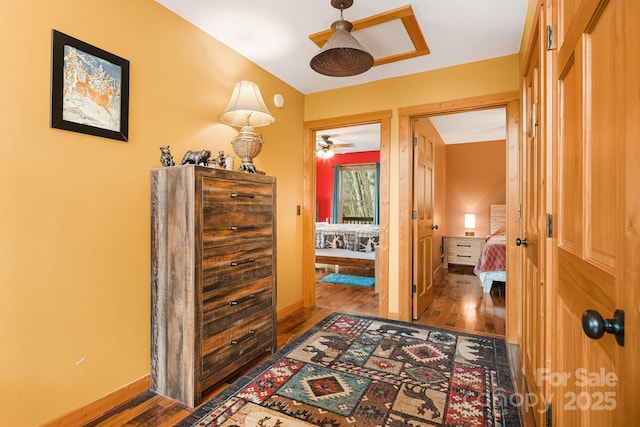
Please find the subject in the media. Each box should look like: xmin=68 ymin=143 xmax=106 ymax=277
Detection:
xmin=432 ymin=224 xmax=439 ymax=230
xmin=515 ymin=237 xmax=528 ymax=247
xmin=582 ymin=309 xmax=624 ymax=347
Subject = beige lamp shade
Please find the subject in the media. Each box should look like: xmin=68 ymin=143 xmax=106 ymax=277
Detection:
xmin=220 ymin=81 xmax=275 ymax=127
xmin=465 ymin=213 xmax=476 ymax=236
xmin=464 ymin=214 xmax=476 ymax=229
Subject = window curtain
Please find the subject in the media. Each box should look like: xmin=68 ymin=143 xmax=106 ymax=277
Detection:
xmin=374 ymin=162 xmax=380 ymax=225
xmin=331 ymin=165 xmax=342 ymax=224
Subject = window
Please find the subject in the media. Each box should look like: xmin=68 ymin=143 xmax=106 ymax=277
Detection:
xmin=336 ymin=163 xmax=379 ymax=224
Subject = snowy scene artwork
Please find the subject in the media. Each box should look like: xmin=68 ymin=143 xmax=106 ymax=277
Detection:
xmin=51 ymin=30 xmax=129 ymax=141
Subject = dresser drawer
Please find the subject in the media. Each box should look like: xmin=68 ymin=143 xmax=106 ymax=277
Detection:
xmin=201 ymin=310 xmax=274 ymax=387
xmin=444 ymin=236 xmax=485 ymax=267
xmin=201 ymin=177 xmax=274 ymax=247
xmin=490 ymin=204 xmax=506 ymax=214
xmin=202 ymin=240 xmax=273 ymax=289
xmin=447 ymin=237 xmax=484 ymax=252
xmin=202 ymin=286 xmax=273 ymax=339
xmin=490 ymin=218 xmax=506 ymax=231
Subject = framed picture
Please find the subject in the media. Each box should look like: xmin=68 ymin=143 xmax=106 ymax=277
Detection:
xmin=51 ymin=30 xmax=130 ymax=141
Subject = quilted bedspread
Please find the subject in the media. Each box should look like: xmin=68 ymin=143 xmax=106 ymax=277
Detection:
xmin=474 ymin=233 xmax=507 ymax=273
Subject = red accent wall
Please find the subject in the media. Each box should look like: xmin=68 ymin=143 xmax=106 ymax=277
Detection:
xmin=316 ymin=150 xmax=380 ymax=222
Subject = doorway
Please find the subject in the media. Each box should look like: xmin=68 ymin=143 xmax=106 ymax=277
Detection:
xmin=302 ymin=110 xmax=392 ymax=316
xmin=399 ymin=92 xmax=520 ymax=340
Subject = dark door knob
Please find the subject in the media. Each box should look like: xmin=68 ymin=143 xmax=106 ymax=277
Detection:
xmin=582 ymin=309 xmax=624 ymax=347
xmin=432 ymin=224 xmax=439 ymax=230
xmin=515 ymin=237 xmax=528 ymax=247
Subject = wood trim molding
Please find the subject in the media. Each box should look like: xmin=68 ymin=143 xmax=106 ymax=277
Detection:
xmin=309 ymin=5 xmax=429 ymax=67
xmin=277 ymin=300 xmax=304 ymax=320
xmin=303 ymin=110 xmax=392 ymax=317
xmin=398 ymin=92 xmax=521 ymax=337
xmin=42 ymin=375 xmax=150 ymax=426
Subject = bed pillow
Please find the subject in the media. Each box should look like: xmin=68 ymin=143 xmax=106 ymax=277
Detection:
xmin=324 ymin=234 xmax=346 ymax=249
xmin=356 ymin=236 xmax=379 ymax=252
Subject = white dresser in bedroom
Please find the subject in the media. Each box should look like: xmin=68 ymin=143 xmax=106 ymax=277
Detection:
xmin=490 ymin=204 xmax=507 ymax=233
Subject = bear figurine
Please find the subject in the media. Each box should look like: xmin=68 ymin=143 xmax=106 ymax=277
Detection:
xmin=180 ymin=149 xmax=211 ymax=166
xmin=159 ymin=145 xmax=175 ymax=167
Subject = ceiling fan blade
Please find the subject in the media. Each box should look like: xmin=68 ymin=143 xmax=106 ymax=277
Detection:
xmin=333 ymin=143 xmax=355 ymax=148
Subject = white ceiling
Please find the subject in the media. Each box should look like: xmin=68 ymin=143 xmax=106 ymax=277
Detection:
xmin=154 ymin=0 xmax=528 ymax=94
xmin=317 ymin=108 xmax=506 ymax=154
xmin=154 ymin=0 xmax=523 ymax=149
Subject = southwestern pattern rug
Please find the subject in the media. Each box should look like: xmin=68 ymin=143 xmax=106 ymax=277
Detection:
xmin=177 ymin=313 xmax=521 ymax=427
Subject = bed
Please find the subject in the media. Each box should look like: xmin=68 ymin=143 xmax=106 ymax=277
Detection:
xmin=474 ymin=226 xmax=507 ymax=293
xmin=315 ymin=222 xmax=379 ymax=270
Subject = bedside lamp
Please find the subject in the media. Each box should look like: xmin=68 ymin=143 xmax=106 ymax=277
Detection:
xmin=465 ymin=214 xmax=476 ymax=236
xmin=220 ymin=81 xmax=275 ymax=173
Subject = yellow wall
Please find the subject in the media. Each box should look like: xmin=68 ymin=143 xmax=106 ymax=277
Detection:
xmin=305 ymin=55 xmax=520 ymax=314
xmin=0 ymin=1 xmax=304 ymax=425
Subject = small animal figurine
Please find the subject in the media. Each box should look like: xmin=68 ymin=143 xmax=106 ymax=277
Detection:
xmin=215 ymin=150 xmax=226 ymax=168
xmin=180 ymin=149 xmax=211 ymax=166
xmin=159 ymin=145 xmax=175 ymax=167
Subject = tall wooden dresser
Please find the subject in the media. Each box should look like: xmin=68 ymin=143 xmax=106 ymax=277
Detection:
xmin=150 ymin=165 xmax=277 ymax=407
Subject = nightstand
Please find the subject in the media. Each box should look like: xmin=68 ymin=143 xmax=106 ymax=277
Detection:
xmin=443 ymin=235 xmax=486 ymax=270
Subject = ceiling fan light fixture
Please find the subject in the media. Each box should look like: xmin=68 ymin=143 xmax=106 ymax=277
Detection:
xmin=317 ymin=134 xmax=336 ymax=158
xmin=310 ymin=1 xmax=374 ymax=77
xmin=317 ymin=147 xmax=335 ymax=159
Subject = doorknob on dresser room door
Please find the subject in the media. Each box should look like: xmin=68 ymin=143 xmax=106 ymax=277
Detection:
xmin=431 ymin=224 xmax=438 ymax=230
xmin=515 ymin=237 xmax=528 ymax=247
xmin=582 ymin=309 xmax=624 ymax=347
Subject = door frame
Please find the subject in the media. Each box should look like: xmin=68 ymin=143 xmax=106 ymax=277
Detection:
xmin=302 ymin=110 xmax=392 ymax=316
xmin=398 ymin=92 xmax=520 ymax=341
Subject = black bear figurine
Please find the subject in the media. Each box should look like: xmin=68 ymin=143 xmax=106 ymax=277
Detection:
xmin=160 ymin=146 xmax=175 ymax=167
xmin=180 ymin=149 xmax=211 ymax=166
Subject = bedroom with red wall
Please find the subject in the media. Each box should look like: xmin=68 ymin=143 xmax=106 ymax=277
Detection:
xmin=315 ymin=150 xmax=380 ymax=222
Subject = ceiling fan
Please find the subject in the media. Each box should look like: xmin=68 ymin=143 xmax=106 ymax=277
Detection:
xmin=316 ymin=134 xmax=355 ymax=158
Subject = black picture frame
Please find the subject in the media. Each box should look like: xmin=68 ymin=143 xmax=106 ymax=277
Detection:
xmin=51 ymin=30 xmax=130 ymax=141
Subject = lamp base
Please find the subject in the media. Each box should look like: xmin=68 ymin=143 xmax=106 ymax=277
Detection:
xmin=465 ymin=231 xmax=475 ymax=236
xmin=231 ymin=125 xmax=265 ymax=174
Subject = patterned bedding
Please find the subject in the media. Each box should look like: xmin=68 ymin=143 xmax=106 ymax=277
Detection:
xmin=315 ymin=222 xmax=379 ymax=252
xmin=473 ymin=229 xmax=507 ymax=274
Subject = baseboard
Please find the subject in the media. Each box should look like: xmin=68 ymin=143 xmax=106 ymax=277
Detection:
xmin=45 ymin=301 xmax=302 ymax=426
xmin=277 ymin=300 xmax=304 ymax=319
xmin=42 ymin=375 xmax=150 ymax=426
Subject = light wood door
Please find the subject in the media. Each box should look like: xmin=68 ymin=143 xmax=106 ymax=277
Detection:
xmin=521 ymin=14 xmax=548 ymax=426
xmin=552 ymin=0 xmax=638 ymax=423
xmin=516 ymin=16 xmax=546 ymax=425
xmin=412 ymin=117 xmax=434 ymax=319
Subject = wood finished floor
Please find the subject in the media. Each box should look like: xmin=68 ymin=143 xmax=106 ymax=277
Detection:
xmin=76 ymin=265 xmax=524 ymax=426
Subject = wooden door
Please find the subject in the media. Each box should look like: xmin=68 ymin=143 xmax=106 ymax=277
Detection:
xmin=552 ymin=0 xmax=638 ymax=423
xmin=412 ymin=117 xmax=434 ymax=319
xmin=521 ymin=14 xmax=548 ymax=425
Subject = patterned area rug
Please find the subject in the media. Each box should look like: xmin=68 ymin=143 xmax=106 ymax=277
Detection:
xmin=177 ymin=313 xmax=521 ymax=426
xmin=320 ymin=273 xmax=375 ymax=287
